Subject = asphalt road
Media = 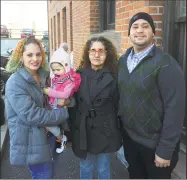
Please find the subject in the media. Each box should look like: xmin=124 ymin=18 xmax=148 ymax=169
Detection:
xmin=1 ymin=136 xmax=129 ymax=179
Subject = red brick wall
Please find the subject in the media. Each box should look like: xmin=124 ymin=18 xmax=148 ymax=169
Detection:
xmin=48 ymin=0 xmax=100 ymax=68
xmin=48 ymin=0 xmax=164 ymax=67
xmin=72 ymin=1 xmax=100 ymax=68
xmin=48 ymin=1 xmax=69 ymax=54
xmin=116 ymin=0 xmax=164 ymax=54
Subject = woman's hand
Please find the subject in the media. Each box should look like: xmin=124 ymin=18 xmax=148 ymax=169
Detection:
xmin=57 ymin=98 xmax=71 ymax=107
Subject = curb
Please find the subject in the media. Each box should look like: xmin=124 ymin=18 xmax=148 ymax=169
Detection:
xmin=0 ymin=123 xmax=8 ymax=160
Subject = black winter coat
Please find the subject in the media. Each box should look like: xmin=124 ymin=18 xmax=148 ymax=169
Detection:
xmin=70 ymin=67 xmax=122 ymax=159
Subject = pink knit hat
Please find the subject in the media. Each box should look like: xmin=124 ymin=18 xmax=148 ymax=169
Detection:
xmin=49 ymin=47 xmax=71 ymax=77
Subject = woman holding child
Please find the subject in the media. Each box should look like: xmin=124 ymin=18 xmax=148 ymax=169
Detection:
xmin=5 ymin=37 xmax=68 ymax=179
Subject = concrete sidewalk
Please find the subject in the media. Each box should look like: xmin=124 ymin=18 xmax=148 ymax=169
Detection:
xmin=0 ymin=121 xmax=7 ymax=153
xmin=1 ymin=124 xmax=186 ymax=178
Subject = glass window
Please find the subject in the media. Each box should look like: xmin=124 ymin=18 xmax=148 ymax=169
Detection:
xmin=176 ymin=0 xmax=186 ymax=18
xmin=99 ymin=0 xmax=115 ymax=32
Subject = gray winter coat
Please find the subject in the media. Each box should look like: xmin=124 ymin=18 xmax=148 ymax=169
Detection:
xmin=5 ymin=67 xmax=68 ymax=166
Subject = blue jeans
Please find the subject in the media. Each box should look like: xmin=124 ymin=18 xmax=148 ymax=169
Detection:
xmin=80 ymin=153 xmax=111 ymax=179
xmin=28 ymin=163 xmax=52 ymax=179
xmin=28 ymin=134 xmax=56 ymax=179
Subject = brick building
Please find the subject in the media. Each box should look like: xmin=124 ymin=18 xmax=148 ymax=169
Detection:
xmin=47 ymin=0 xmax=186 ymax=144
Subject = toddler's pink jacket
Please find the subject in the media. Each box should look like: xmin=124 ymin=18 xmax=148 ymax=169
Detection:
xmin=48 ymin=68 xmax=81 ymax=106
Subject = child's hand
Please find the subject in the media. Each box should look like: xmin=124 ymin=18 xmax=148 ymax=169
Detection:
xmin=57 ymin=98 xmax=71 ymax=107
xmin=43 ymin=88 xmax=49 ymax=95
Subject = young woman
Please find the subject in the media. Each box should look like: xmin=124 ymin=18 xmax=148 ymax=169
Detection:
xmin=70 ymin=36 xmax=122 ymax=179
xmin=5 ymin=37 xmax=68 ymax=179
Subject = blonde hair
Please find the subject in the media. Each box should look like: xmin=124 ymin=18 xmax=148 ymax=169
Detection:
xmin=6 ymin=37 xmax=48 ymax=73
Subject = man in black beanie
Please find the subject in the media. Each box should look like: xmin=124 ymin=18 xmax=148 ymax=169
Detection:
xmin=118 ymin=12 xmax=186 ymax=179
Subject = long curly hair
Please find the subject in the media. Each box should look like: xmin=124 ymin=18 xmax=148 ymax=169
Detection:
xmin=78 ymin=36 xmax=118 ymax=73
xmin=6 ymin=37 xmax=47 ymax=73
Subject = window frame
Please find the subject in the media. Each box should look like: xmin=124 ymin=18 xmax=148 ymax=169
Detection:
xmin=99 ymin=0 xmax=115 ymax=32
xmin=51 ymin=18 xmax=53 ymax=50
xmin=53 ymin=15 xmax=56 ymax=50
xmin=62 ymin=7 xmax=67 ymax=43
xmin=163 ymin=0 xmax=186 ymax=145
xmin=175 ymin=0 xmax=186 ymax=22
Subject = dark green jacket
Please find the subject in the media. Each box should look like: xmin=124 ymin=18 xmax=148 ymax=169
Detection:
xmin=118 ymin=45 xmax=186 ymax=159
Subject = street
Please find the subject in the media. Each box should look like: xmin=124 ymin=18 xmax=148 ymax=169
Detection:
xmin=1 ymin=136 xmax=129 ymax=179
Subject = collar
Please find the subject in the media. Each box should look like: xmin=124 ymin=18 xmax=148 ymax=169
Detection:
xmin=17 ymin=67 xmax=49 ymax=85
xmin=125 ymin=44 xmax=156 ymax=59
xmin=129 ymin=44 xmax=154 ymax=58
xmin=81 ymin=66 xmax=110 ymax=75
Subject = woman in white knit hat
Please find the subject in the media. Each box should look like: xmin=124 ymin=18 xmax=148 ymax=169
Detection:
xmin=43 ymin=46 xmax=81 ymax=153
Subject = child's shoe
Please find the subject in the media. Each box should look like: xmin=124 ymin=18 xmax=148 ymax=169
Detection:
xmin=56 ymin=135 xmax=68 ymax=154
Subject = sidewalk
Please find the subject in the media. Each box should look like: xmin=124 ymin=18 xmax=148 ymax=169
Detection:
xmin=172 ymin=145 xmax=186 ymax=179
xmin=0 ymin=124 xmax=186 ymax=178
xmin=0 ymin=121 xmax=7 ymax=152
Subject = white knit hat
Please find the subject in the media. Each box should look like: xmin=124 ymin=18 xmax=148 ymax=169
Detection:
xmin=49 ymin=47 xmax=71 ymax=76
xmin=59 ymin=43 xmax=68 ymax=51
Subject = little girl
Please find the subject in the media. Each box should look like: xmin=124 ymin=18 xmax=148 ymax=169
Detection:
xmin=43 ymin=45 xmax=81 ymax=153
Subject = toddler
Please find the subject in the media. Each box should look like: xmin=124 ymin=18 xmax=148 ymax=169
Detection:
xmin=43 ymin=45 xmax=81 ymax=153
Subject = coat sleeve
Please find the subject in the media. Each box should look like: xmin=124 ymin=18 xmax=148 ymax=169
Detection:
xmin=48 ymin=83 xmax=75 ymax=99
xmin=155 ymin=63 xmax=186 ymax=160
xmin=111 ymin=74 xmax=119 ymax=114
xmin=5 ymin=79 xmax=69 ymax=127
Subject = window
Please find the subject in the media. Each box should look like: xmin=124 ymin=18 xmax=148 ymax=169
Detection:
xmin=51 ymin=18 xmax=53 ymax=50
xmin=177 ymin=0 xmax=186 ymax=18
xmin=99 ymin=0 xmax=115 ymax=31
xmin=62 ymin=7 xmax=67 ymax=42
xmin=70 ymin=1 xmax=73 ymax=51
xmin=54 ymin=15 xmax=56 ymax=50
xmin=57 ymin=12 xmax=61 ymax=47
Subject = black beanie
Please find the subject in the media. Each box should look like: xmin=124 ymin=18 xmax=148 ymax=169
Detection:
xmin=128 ymin=12 xmax=155 ymax=36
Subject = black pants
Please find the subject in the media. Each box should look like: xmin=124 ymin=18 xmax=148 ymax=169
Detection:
xmin=122 ymin=129 xmax=179 ymax=179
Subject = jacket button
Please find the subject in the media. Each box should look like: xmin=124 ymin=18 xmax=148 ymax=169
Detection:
xmin=97 ymin=98 xmax=101 ymax=102
xmin=80 ymin=97 xmax=83 ymax=102
xmin=91 ymin=125 xmax=94 ymax=129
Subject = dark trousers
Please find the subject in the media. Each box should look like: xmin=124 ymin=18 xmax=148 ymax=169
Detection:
xmin=122 ymin=129 xmax=179 ymax=179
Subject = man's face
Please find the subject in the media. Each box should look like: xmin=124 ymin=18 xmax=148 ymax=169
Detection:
xmin=129 ymin=19 xmax=154 ymax=48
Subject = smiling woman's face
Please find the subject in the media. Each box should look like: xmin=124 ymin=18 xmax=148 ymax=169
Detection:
xmin=22 ymin=43 xmax=43 ymax=73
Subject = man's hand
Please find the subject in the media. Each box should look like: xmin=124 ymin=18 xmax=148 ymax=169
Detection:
xmin=43 ymin=88 xmax=49 ymax=95
xmin=154 ymin=154 xmax=171 ymax=168
xmin=57 ymin=98 xmax=71 ymax=107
